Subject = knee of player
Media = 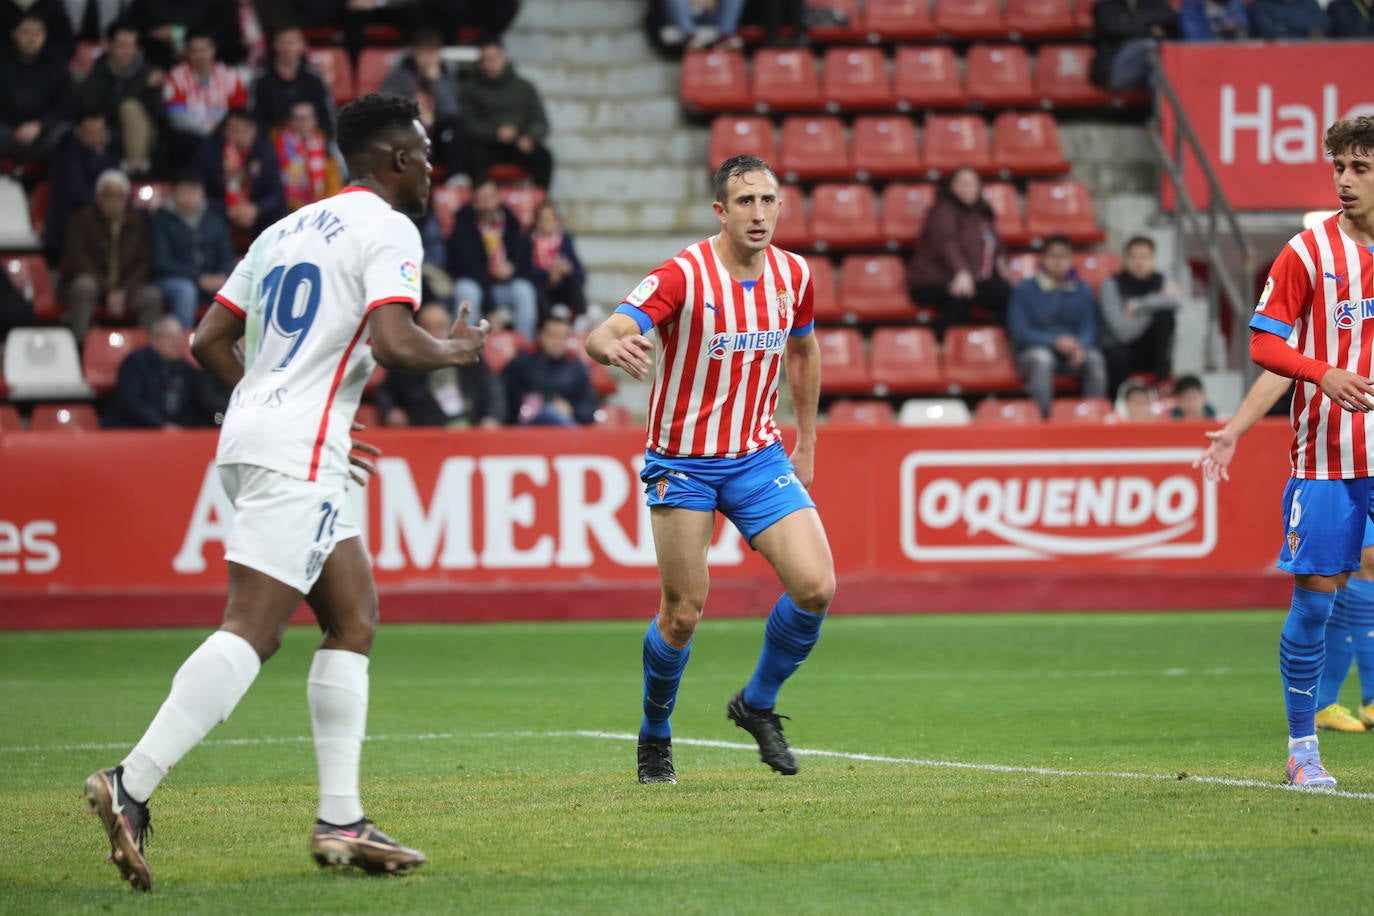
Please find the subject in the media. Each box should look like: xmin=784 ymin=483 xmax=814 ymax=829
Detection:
xmin=659 ymin=596 xmax=704 ymax=637
xmin=791 ymin=572 xmax=835 ymax=614
xmin=326 ymin=603 xmax=380 ymax=651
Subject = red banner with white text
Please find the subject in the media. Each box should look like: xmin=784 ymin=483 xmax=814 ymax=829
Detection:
xmin=1159 ymin=41 xmax=1374 ymax=212
xmin=0 ymin=423 xmax=1297 ymax=628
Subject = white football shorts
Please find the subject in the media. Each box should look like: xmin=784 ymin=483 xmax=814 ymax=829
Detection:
xmin=218 ymin=463 xmax=360 ymax=594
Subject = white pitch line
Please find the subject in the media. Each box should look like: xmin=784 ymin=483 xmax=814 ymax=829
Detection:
xmin=7 ymin=729 xmax=1371 ymax=801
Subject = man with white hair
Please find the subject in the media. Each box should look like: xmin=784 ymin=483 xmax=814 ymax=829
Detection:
xmin=57 ymin=169 xmax=163 ymax=340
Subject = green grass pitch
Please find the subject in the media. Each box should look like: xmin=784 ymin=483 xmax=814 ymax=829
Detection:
xmin=3 ymin=611 xmax=1373 ymax=914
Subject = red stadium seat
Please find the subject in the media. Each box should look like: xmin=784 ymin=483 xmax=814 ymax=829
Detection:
xmin=131 ymin=182 xmax=170 ymax=212
xmin=863 ymin=0 xmax=938 ymax=41
xmin=483 ymin=329 xmax=530 ymax=375
xmin=353 ymin=402 xmax=381 ymax=430
xmin=429 ymin=183 xmax=471 ymax=239
xmin=806 ymin=257 xmax=843 ymax=323
xmin=981 ymin=182 xmax=1030 ymax=248
xmin=355 ymin=48 xmax=404 ymax=97
xmin=1035 ymin=44 xmax=1113 ymax=109
xmin=594 ymin=403 xmax=637 ymax=427
xmin=499 ymin=185 xmax=546 ymax=231
xmin=810 ymin=183 xmax=883 ymax=251
xmin=992 ymin=111 xmax=1070 ymax=178
xmin=807 ymin=0 xmax=867 ymax=42
xmin=30 ymin=402 xmax=99 ymax=431
xmin=816 ymin=327 xmax=872 ymax=396
xmin=82 ymin=328 xmax=147 ymax=397
xmin=1049 ymin=397 xmax=1114 ymax=423
xmin=934 ymin=0 xmax=1008 ymax=40
xmin=839 ymin=254 xmax=914 ymax=323
xmin=708 ymin=116 xmax=778 ymax=169
xmin=1073 ymin=250 xmax=1123 ymax=295
xmin=1073 ymin=0 xmax=1096 ymax=33
xmin=922 ymin=114 xmax=994 ymax=179
xmin=965 ymin=45 xmax=1037 ymax=110
xmin=4 ymin=256 xmax=58 ymax=323
xmin=1005 ymin=0 xmax=1078 ymax=39
xmin=308 ymin=48 xmax=355 ymax=106
xmin=1004 ymin=251 xmax=1040 ymax=284
xmin=29 ymin=180 xmax=49 ymax=236
xmin=893 ymin=46 xmax=965 ymax=110
xmin=752 ymin=48 xmax=823 ymax=113
xmin=1025 ymin=180 xmax=1105 ymax=245
xmin=70 ymin=42 xmax=104 ymax=80
xmin=0 ymin=403 xmax=21 ymax=433
xmin=566 ymin=333 xmax=619 ymax=397
xmin=821 ymin=46 xmax=894 ymax=112
xmin=943 ymin=324 xmax=1024 ymax=394
xmin=827 ymin=399 xmax=896 ymax=424
xmin=974 ymin=397 xmax=1042 ymax=424
xmin=880 ymin=182 xmax=937 ymax=248
xmin=773 ymin=184 xmax=815 ymax=251
xmin=852 ymin=116 xmax=920 ymax=182
xmin=779 ymin=116 xmax=851 ymax=182
xmin=870 ymin=326 xmax=943 ymax=395
xmin=680 ymin=50 xmax=751 ymax=113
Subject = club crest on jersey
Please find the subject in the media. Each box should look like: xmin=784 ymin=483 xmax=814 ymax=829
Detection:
xmin=707 ymin=329 xmax=787 ymax=359
xmin=626 ymin=275 xmax=659 ymax=307
xmin=1333 ymin=297 xmax=1374 ymax=330
xmin=399 ymin=260 xmax=419 ymax=285
xmin=776 ymin=289 xmax=791 ymax=319
xmin=1288 ymin=530 xmax=1301 ymax=555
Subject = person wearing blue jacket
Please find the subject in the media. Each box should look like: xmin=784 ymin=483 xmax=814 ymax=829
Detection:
xmin=1329 ymin=0 xmax=1374 ymax=37
xmin=1249 ymin=0 xmax=1330 ymax=38
xmin=149 ymin=174 xmax=235 ymax=328
xmin=1007 ymin=235 xmax=1108 ymax=417
xmin=1179 ymin=0 xmax=1249 ymax=39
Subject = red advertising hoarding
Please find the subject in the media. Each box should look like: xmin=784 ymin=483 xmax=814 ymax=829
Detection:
xmin=1159 ymin=41 xmax=1374 ymax=212
xmin=0 ymin=423 xmax=1296 ymax=628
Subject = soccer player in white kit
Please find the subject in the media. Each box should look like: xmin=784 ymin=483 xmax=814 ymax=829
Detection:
xmin=83 ymin=94 xmax=489 ymax=890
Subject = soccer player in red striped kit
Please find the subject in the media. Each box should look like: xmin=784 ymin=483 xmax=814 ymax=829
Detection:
xmin=1249 ymin=116 xmax=1374 ymax=787
xmin=585 ymin=155 xmax=836 ymax=784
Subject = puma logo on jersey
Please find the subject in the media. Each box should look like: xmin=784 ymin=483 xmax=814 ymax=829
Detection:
xmin=1325 ymin=270 xmax=1348 ymax=287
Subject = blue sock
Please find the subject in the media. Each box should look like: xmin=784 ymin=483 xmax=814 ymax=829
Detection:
xmin=1345 ymin=577 xmax=1374 ymax=705
xmin=640 ymin=618 xmax=690 ymax=741
xmin=1317 ymin=589 xmax=1354 ymax=708
xmin=1280 ymin=587 xmax=1335 ymax=740
xmin=743 ymin=594 xmax=825 ymax=710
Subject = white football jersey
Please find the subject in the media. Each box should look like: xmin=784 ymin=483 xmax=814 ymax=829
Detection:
xmin=213 ymin=187 xmax=423 ymax=485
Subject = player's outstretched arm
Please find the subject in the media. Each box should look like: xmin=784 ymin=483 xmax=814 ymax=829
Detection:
xmin=191 ymin=302 xmax=247 ymax=391
xmin=369 ymin=301 xmax=490 ymax=373
xmin=585 ymin=313 xmax=654 ymax=381
xmin=1193 ymin=369 xmax=1291 ymax=482
xmin=784 ymin=332 xmax=821 ymax=488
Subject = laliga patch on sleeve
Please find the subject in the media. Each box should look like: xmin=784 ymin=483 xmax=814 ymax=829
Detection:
xmin=1256 ymin=275 xmax=1274 ymax=312
xmin=400 ymin=260 xmax=420 ymax=287
xmin=625 ymin=274 xmax=659 ymax=307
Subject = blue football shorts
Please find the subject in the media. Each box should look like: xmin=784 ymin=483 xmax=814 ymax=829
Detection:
xmin=1278 ymin=477 xmax=1374 ymax=576
xmin=640 ymin=442 xmax=816 ymax=545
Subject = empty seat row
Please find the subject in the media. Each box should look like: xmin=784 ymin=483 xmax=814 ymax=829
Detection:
xmin=681 ymin=44 xmax=1143 ymax=115
xmin=773 ymin=179 xmax=1103 ymax=253
xmin=710 ymin=111 xmax=1069 ymax=182
xmin=827 ymin=394 xmax=1115 ymax=427
xmin=816 ymin=324 xmax=1032 ymax=398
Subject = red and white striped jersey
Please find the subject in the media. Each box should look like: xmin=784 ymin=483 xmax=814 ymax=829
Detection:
xmin=618 ymin=237 xmax=815 ymax=458
xmin=163 ymin=63 xmax=247 ymax=135
xmin=1250 ymin=213 xmax=1374 ymax=479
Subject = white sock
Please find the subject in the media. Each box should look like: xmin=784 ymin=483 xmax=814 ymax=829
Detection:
xmin=308 ymin=649 xmax=369 ymax=826
xmin=1289 ymin=734 xmax=1319 ymax=752
xmin=120 ymin=630 xmax=262 ymax=802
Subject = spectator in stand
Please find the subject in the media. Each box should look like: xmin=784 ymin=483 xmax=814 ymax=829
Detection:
xmin=250 ymin=26 xmax=335 ymax=141
xmin=340 ymin=0 xmax=422 ymax=66
xmin=1118 ymin=380 xmax=1159 ymax=422
xmin=1097 ymin=235 xmax=1181 ymax=397
xmin=1329 ymin=0 xmax=1374 ymax=37
xmin=0 ymin=263 xmax=34 ymax=337
xmin=501 ymin=305 xmax=598 ymax=427
xmin=906 ymin=166 xmax=1011 ymax=336
xmin=462 ymin=38 xmax=553 ymax=189
xmin=448 ymin=179 xmax=539 ymax=339
xmin=103 ymin=314 xmax=226 ymax=428
xmin=0 ymin=0 xmax=74 ymax=60
xmin=149 ymin=173 xmax=234 ymax=328
xmin=374 ymin=303 xmax=506 ymax=429
xmin=44 ymin=109 xmax=122 ymax=261
xmin=1090 ymin=0 xmax=1179 ymax=91
xmin=124 ymin=0 xmax=219 ymax=69
xmin=59 ymin=169 xmax=163 ymax=341
xmin=1179 ymin=0 xmax=1249 ymax=39
xmin=0 ymin=13 xmax=73 ymax=171
xmin=755 ymin=0 xmax=806 ymax=46
xmin=1249 ymin=0 xmax=1330 ymax=38
xmin=163 ymin=30 xmax=248 ymax=166
xmin=75 ymin=20 xmax=164 ymax=179
xmin=212 ymin=0 xmax=267 ymax=70
xmin=1169 ymin=374 xmax=1217 ymax=420
xmin=1007 ymin=234 xmax=1108 ymax=418
xmin=528 ymin=201 xmax=588 ymax=321
xmin=273 ymin=99 xmax=342 ymax=211
xmin=199 ymin=107 xmax=286 ymax=242
xmin=663 ymin=0 xmax=745 ymax=50
xmin=418 ymin=0 xmax=520 ymax=44
xmin=382 ymin=26 xmax=465 ymax=178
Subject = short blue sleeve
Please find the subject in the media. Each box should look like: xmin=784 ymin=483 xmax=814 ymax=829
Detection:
xmin=614 ymin=303 xmax=654 ymax=333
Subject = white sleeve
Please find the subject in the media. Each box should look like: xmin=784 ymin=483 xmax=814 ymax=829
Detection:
xmin=362 ymin=214 xmax=424 ymax=315
xmin=214 ymin=238 xmax=262 ymax=319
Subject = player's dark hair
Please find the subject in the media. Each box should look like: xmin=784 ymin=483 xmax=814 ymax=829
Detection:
xmin=1173 ymin=374 xmax=1204 ymax=395
xmin=1042 ymin=233 xmax=1074 ymax=253
xmin=185 ymin=28 xmax=215 ymax=47
xmin=1123 ymin=235 xmax=1155 ymax=253
xmin=336 ymin=92 xmax=421 ymax=163
xmin=1326 ymin=116 xmax=1374 ymax=160
xmin=713 ymin=155 xmax=777 ymax=204
xmin=105 ymin=18 xmax=137 ymax=40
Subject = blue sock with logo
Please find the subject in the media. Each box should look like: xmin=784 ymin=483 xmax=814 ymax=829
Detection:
xmin=1317 ymin=589 xmax=1354 ymax=709
xmin=1344 ymin=577 xmax=1374 ymax=706
xmin=640 ymin=618 xmax=690 ymax=741
xmin=1280 ymin=587 xmax=1335 ymax=740
xmin=743 ymin=594 xmax=825 ymax=710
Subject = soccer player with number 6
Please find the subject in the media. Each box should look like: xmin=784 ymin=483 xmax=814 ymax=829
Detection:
xmin=83 ymin=93 xmax=489 ymax=890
